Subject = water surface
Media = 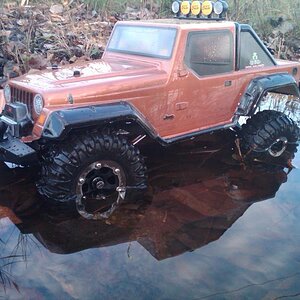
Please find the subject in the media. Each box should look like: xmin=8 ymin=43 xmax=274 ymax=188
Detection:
xmin=0 ymin=137 xmax=300 ymax=300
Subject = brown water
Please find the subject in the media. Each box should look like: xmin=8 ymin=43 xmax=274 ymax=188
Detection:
xmin=0 ymin=134 xmax=300 ymax=300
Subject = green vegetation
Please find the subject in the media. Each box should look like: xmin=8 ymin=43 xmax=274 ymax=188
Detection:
xmin=82 ymin=0 xmax=300 ymax=36
xmin=5 ymin=0 xmax=300 ymax=35
xmin=83 ymin=0 xmax=170 ymax=16
xmin=226 ymin=0 xmax=300 ymax=59
xmin=228 ymin=0 xmax=300 ymax=36
xmin=83 ymin=0 xmax=126 ymax=13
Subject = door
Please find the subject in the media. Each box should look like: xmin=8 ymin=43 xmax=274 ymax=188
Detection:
xmin=162 ymin=29 xmax=240 ymax=139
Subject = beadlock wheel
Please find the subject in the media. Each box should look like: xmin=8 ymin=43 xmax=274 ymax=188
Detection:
xmin=76 ymin=160 xmax=126 ymax=198
xmin=240 ymin=110 xmax=299 ymax=162
xmin=37 ymin=133 xmax=147 ymax=218
xmin=75 ymin=160 xmax=127 ymax=219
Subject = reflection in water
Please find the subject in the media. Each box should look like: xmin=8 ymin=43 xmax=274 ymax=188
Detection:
xmin=18 ymin=161 xmax=288 ymax=259
xmin=258 ymin=93 xmax=300 ymax=126
xmin=0 ymin=133 xmax=299 ymax=298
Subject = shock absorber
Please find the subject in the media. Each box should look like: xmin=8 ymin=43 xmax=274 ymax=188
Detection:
xmin=0 ymin=121 xmax=7 ymax=140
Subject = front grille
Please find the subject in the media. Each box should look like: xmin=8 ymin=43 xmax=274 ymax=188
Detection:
xmin=10 ymin=86 xmax=34 ymax=112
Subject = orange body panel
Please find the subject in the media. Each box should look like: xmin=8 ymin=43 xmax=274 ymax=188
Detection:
xmin=7 ymin=20 xmax=300 ymax=142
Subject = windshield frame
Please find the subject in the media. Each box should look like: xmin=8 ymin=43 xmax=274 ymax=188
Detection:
xmin=107 ymin=24 xmax=178 ymax=60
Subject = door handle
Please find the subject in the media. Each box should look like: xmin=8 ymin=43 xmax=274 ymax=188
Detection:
xmin=224 ymin=80 xmax=232 ymax=87
xmin=163 ymin=114 xmax=175 ymax=120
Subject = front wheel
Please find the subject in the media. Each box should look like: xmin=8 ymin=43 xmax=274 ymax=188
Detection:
xmin=37 ymin=132 xmax=147 ymax=217
xmin=239 ymin=110 xmax=299 ymax=163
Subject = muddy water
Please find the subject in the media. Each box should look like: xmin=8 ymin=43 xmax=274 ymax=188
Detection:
xmin=0 ymin=135 xmax=300 ymax=300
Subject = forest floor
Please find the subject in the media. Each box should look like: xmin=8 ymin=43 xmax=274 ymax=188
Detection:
xmin=1 ymin=0 xmax=300 ymax=85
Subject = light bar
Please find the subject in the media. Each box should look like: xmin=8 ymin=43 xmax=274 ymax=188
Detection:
xmin=171 ymin=0 xmax=228 ymax=19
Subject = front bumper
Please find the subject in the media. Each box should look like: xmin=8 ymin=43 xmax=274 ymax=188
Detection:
xmin=0 ymin=102 xmax=37 ymax=165
xmin=0 ymin=119 xmax=37 ymax=165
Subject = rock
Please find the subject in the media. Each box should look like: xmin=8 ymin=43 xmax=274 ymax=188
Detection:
xmin=50 ymin=4 xmax=64 ymax=15
xmin=43 ymin=43 xmax=55 ymax=50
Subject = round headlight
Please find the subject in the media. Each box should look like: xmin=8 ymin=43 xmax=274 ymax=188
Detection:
xmin=171 ymin=1 xmax=180 ymax=14
xmin=4 ymin=84 xmax=11 ymax=103
xmin=33 ymin=94 xmax=44 ymax=115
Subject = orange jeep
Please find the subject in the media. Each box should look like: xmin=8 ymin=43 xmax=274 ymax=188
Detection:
xmin=0 ymin=1 xmax=299 ymax=213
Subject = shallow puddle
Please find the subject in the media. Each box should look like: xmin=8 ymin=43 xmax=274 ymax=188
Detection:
xmin=0 ymin=137 xmax=300 ymax=299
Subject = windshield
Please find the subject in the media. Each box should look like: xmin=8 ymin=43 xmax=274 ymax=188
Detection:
xmin=107 ymin=25 xmax=177 ymax=59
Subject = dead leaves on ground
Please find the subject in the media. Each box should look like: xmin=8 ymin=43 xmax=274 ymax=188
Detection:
xmin=0 ymin=1 xmax=117 ymax=84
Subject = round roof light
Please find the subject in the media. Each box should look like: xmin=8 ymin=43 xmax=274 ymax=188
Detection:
xmin=171 ymin=1 xmax=181 ymax=14
xmin=180 ymin=1 xmax=191 ymax=15
xmin=214 ymin=1 xmax=224 ymax=15
xmin=202 ymin=1 xmax=213 ymax=16
xmin=214 ymin=1 xmax=228 ymax=16
xmin=191 ymin=1 xmax=201 ymax=16
xmin=4 ymin=84 xmax=11 ymax=103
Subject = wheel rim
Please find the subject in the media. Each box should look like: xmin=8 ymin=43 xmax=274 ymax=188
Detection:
xmin=75 ymin=160 xmax=126 ymax=220
xmin=268 ymin=137 xmax=288 ymax=158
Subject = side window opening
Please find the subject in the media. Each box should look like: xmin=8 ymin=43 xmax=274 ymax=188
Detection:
xmin=184 ymin=30 xmax=234 ymax=76
xmin=239 ymin=30 xmax=275 ymax=69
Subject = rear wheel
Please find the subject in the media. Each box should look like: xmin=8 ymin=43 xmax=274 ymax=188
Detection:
xmin=240 ymin=110 xmax=299 ymax=163
xmin=37 ymin=132 xmax=147 ymax=218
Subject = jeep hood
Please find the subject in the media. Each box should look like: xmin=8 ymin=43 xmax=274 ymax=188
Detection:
xmin=10 ymin=58 xmax=166 ymax=90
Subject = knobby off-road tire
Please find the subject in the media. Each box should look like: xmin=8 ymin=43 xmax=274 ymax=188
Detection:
xmin=37 ymin=133 xmax=147 ymax=203
xmin=240 ymin=110 xmax=299 ymax=162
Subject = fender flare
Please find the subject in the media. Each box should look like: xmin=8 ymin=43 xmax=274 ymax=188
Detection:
xmin=235 ymin=73 xmax=300 ymax=116
xmin=42 ymin=102 xmax=158 ymax=141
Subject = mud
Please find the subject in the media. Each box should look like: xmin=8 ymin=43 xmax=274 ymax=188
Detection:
xmin=0 ymin=129 xmax=300 ymax=299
